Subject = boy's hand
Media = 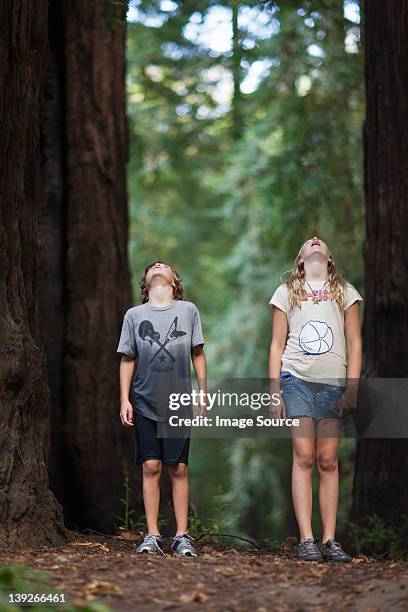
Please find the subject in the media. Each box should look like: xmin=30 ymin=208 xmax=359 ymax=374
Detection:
xmin=193 ymin=402 xmax=207 ymax=418
xmin=337 ymin=385 xmax=358 ymax=416
xmin=269 ymin=389 xmax=286 ymax=419
xmin=120 ymin=399 xmax=134 ymax=427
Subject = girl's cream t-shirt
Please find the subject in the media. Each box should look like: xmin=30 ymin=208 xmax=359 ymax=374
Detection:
xmin=269 ymin=280 xmax=363 ymax=384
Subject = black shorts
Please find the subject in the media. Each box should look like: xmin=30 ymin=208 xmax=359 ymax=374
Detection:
xmin=134 ymin=413 xmax=190 ymax=465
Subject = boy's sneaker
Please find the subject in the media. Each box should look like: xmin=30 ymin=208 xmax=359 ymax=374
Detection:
xmin=135 ymin=533 xmax=165 ymax=555
xmin=171 ymin=533 xmax=197 ymax=557
xmin=297 ymin=538 xmax=323 ymax=561
xmin=320 ymin=539 xmax=352 ymax=563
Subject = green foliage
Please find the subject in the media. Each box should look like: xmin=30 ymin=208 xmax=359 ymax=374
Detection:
xmin=0 ymin=564 xmax=111 ymax=611
xmin=0 ymin=564 xmax=50 ymax=595
xmin=188 ymin=510 xmax=208 ymax=539
xmin=188 ymin=490 xmax=247 ymax=546
xmin=114 ymin=475 xmax=136 ymax=531
xmin=350 ymin=514 xmax=408 ymax=560
xmin=208 ymin=488 xmax=240 ymax=537
xmin=126 ymin=0 xmax=364 ymax=541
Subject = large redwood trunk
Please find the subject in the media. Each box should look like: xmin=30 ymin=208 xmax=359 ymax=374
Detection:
xmin=38 ymin=0 xmax=67 ymax=511
xmin=59 ymin=0 xmax=139 ymax=532
xmin=0 ymin=0 xmax=66 ymax=547
xmin=352 ymin=1 xmax=408 ymax=526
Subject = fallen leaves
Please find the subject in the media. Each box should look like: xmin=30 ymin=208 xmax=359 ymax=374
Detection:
xmin=70 ymin=541 xmax=110 ymax=553
xmin=179 ymin=590 xmax=209 ymax=604
xmin=2 ymin=534 xmax=408 ymax=611
xmin=116 ymin=529 xmax=141 ymax=541
xmin=352 ymin=555 xmax=370 ymax=564
xmin=84 ymin=579 xmax=123 ymax=600
xmin=354 ymin=582 xmax=377 ymax=593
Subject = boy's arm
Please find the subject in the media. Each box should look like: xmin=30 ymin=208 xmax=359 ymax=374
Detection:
xmin=192 ymin=345 xmax=207 ymax=416
xmin=119 ymin=355 xmax=138 ymax=427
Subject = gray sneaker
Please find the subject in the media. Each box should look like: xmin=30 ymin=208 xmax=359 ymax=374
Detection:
xmin=297 ymin=538 xmax=323 ymax=561
xmin=135 ymin=533 xmax=165 ymax=555
xmin=320 ymin=539 xmax=352 ymax=563
xmin=171 ymin=533 xmax=197 ymax=557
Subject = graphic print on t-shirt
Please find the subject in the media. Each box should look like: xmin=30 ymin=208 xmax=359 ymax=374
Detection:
xmin=299 ymin=320 xmax=334 ymax=355
xmin=138 ymin=316 xmax=187 ymax=371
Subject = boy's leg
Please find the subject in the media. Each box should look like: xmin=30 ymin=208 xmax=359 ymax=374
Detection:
xmin=162 ymin=431 xmax=190 ymax=536
xmin=142 ymin=459 xmax=162 ymax=535
xmin=167 ymin=462 xmax=189 ymax=536
xmin=135 ymin=413 xmax=164 ymax=535
xmin=316 ymin=418 xmax=341 ymax=542
xmin=291 ymin=417 xmax=315 ymax=541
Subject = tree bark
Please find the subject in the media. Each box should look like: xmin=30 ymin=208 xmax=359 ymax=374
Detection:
xmin=38 ymin=0 xmax=67 ymax=510
xmin=59 ymin=0 xmax=140 ymax=532
xmin=352 ymin=1 xmax=408 ymax=526
xmin=0 ymin=0 xmax=67 ymax=547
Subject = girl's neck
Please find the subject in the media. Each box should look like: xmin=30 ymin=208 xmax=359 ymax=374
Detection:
xmin=148 ymin=282 xmax=174 ymax=308
xmin=303 ymin=259 xmax=328 ymax=282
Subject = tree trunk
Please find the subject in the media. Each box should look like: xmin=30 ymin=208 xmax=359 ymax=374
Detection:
xmin=38 ymin=0 xmax=67 ymax=510
xmin=352 ymin=1 xmax=408 ymax=526
xmin=58 ymin=0 xmax=141 ymax=532
xmin=0 ymin=0 xmax=67 ymax=547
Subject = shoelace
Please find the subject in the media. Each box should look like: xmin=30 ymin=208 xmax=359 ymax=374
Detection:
xmin=142 ymin=533 xmax=166 ymax=556
xmin=171 ymin=532 xmax=195 ymax=549
xmin=300 ymin=539 xmax=319 ymax=551
xmin=325 ymin=539 xmax=343 ymax=553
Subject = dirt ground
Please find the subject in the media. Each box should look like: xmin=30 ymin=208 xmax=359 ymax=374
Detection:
xmin=1 ymin=530 xmax=408 ymax=612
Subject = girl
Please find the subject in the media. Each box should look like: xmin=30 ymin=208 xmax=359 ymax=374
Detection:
xmin=117 ymin=261 xmax=207 ymax=556
xmin=269 ymin=236 xmax=362 ymax=562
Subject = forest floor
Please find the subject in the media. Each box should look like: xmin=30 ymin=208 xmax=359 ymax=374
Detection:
xmin=1 ymin=530 xmax=408 ymax=612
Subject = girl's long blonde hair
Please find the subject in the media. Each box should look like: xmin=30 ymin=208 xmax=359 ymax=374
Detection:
xmin=282 ymin=245 xmax=347 ymax=311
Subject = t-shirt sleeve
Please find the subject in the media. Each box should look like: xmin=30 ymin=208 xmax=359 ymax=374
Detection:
xmin=344 ymin=283 xmax=364 ymax=310
xmin=269 ymin=284 xmax=289 ymax=314
xmin=191 ymin=306 xmax=205 ymax=348
xmin=117 ymin=310 xmax=138 ymax=358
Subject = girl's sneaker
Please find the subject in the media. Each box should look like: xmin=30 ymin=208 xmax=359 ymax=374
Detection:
xmin=135 ymin=533 xmax=165 ymax=555
xmin=320 ymin=539 xmax=352 ymax=562
xmin=171 ymin=533 xmax=197 ymax=557
xmin=297 ymin=538 xmax=323 ymax=561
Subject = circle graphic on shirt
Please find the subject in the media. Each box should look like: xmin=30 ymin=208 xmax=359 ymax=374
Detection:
xmin=299 ymin=320 xmax=333 ymax=355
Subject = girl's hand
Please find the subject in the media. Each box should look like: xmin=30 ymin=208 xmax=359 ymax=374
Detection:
xmin=269 ymin=390 xmax=287 ymax=419
xmin=337 ymin=386 xmax=358 ymax=416
xmin=120 ymin=400 xmax=134 ymax=427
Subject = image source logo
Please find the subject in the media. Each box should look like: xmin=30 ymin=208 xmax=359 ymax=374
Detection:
xmin=299 ymin=320 xmax=333 ymax=354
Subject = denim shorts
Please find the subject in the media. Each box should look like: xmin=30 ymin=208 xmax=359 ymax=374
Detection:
xmin=280 ymin=371 xmax=345 ymax=421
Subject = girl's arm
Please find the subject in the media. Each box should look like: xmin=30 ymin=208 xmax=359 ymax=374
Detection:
xmin=339 ymin=301 xmax=362 ymax=414
xmin=119 ymin=355 xmax=138 ymax=427
xmin=269 ymin=307 xmax=288 ymax=417
xmin=192 ymin=345 xmax=207 ymax=416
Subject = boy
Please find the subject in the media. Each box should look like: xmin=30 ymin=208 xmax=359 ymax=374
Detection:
xmin=117 ymin=261 xmax=206 ymax=557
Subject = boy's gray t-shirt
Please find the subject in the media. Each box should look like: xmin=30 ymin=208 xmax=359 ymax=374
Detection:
xmin=117 ymin=300 xmax=205 ymax=422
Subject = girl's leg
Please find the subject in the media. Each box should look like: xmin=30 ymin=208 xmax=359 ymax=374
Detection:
xmin=291 ymin=417 xmax=316 ymax=541
xmin=167 ymin=463 xmax=189 ymax=536
xmin=316 ymin=419 xmax=341 ymax=542
xmin=142 ymin=459 xmax=163 ymax=534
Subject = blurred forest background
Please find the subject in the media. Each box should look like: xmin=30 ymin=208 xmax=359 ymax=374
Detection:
xmin=3 ymin=0 xmax=407 ymax=558
xmin=125 ymin=0 xmax=364 ymax=543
